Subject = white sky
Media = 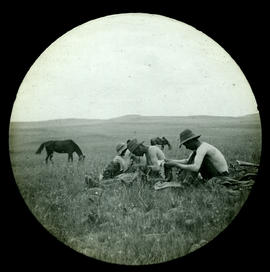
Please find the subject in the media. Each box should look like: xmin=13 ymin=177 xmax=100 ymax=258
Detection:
xmin=11 ymin=13 xmax=258 ymax=122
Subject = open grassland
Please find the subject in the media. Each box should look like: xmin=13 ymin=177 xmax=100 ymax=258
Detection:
xmin=9 ymin=115 xmax=262 ymax=265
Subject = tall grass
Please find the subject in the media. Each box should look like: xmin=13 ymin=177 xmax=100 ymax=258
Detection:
xmin=9 ymin=119 xmax=261 ymax=265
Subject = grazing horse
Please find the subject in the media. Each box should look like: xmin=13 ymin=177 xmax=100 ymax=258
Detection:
xmin=35 ymin=140 xmax=85 ymax=163
xmin=150 ymin=136 xmax=172 ymax=151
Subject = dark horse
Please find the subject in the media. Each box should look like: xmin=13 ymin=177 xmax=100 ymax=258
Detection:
xmin=150 ymin=136 xmax=172 ymax=151
xmin=35 ymin=140 xmax=85 ymax=163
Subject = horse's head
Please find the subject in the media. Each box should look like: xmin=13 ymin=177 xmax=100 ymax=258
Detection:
xmin=162 ymin=137 xmax=172 ymax=150
xmin=154 ymin=137 xmax=163 ymax=145
xmin=79 ymin=154 xmax=86 ymax=161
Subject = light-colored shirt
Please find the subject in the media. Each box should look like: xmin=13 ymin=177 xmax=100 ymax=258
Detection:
xmin=113 ymin=149 xmax=132 ymax=172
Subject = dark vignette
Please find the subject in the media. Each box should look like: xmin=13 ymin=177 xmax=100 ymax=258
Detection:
xmin=4 ymin=4 xmax=267 ymax=271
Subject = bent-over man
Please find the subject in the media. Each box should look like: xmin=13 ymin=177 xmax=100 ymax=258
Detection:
xmin=127 ymin=138 xmax=173 ymax=180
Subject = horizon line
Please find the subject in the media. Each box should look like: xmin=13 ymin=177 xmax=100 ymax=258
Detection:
xmin=10 ymin=112 xmax=260 ymax=123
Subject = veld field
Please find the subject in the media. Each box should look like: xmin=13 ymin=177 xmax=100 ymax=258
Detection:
xmin=9 ymin=114 xmax=262 ymax=265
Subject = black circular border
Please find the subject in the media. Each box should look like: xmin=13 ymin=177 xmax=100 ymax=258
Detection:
xmin=4 ymin=5 xmax=267 ymax=271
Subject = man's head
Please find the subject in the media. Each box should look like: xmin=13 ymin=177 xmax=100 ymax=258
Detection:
xmin=127 ymin=138 xmax=145 ymax=156
xmin=116 ymin=142 xmax=128 ymax=156
xmin=179 ymin=129 xmax=201 ymax=150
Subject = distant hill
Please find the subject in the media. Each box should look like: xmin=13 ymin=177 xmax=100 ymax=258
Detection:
xmin=10 ymin=118 xmax=104 ymax=129
xmin=237 ymin=113 xmax=260 ymax=121
xmin=108 ymin=113 xmax=261 ymax=123
xmin=10 ymin=113 xmax=260 ymax=129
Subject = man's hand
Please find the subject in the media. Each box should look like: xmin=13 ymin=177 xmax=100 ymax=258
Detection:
xmin=137 ymin=165 xmax=148 ymax=172
xmin=164 ymin=159 xmax=173 ymax=163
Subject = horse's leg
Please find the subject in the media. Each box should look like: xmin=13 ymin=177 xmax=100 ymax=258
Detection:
xmin=68 ymin=153 xmax=73 ymax=162
xmin=45 ymin=147 xmax=52 ymax=164
xmin=50 ymin=153 xmax=53 ymax=164
xmin=45 ymin=152 xmax=50 ymax=164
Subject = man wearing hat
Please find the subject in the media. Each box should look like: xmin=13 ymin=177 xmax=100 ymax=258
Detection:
xmin=127 ymin=138 xmax=172 ymax=180
xmin=96 ymin=142 xmax=135 ymax=181
xmin=113 ymin=142 xmax=134 ymax=173
xmin=166 ymin=129 xmax=229 ymax=181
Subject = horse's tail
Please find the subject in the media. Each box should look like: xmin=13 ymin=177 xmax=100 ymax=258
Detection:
xmin=36 ymin=142 xmax=46 ymax=154
xmin=150 ymin=138 xmax=155 ymax=145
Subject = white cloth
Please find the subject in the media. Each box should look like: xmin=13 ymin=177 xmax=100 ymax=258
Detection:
xmin=157 ymin=159 xmax=165 ymax=179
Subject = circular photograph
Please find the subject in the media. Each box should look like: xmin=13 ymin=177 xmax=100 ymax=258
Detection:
xmin=9 ymin=13 xmax=261 ymax=265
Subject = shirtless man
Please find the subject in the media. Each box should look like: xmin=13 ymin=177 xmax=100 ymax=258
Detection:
xmin=166 ymin=129 xmax=229 ymax=181
xmin=127 ymin=138 xmax=172 ymax=179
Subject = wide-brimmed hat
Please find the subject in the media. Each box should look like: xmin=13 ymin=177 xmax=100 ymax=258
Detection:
xmin=179 ymin=129 xmax=201 ymax=147
xmin=116 ymin=142 xmax=127 ymax=155
xmin=127 ymin=138 xmax=144 ymax=153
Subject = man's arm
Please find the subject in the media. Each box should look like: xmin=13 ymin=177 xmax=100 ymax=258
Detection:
xmin=114 ymin=157 xmax=125 ymax=172
xmin=165 ymin=158 xmax=189 ymax=164
xmin=169 ymin=146 xmax=207 ymax=172
xmin=165 ymin=151 xmax=194 ymax=165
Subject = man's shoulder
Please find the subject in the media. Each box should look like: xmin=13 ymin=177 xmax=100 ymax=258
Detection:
xmin=197 ymin=142 xmax=211 ymax=152
xmin=198 ymin=142 xmax=218 ymax=153
xmin=149 ymin=145 xmax=163 ymax=153
xmin=113 ymin=155 xmax=123 ymax=163
xmin=148 ymin=146 xmax=165 ymax=159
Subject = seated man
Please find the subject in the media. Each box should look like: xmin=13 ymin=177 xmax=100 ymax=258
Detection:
xmin=127 ymin=138 xmax=173 ymax=180
xmin=100 ymin=142 xmax=136 ymax=180
xmin=85 ymin=142 xmax=137 ymax=186
xmin=166 ymin=129 xmax=229 ymax=181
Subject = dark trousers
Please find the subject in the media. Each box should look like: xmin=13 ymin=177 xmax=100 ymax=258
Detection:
xmin=164 ymin=164 xmax=173 ymax=181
